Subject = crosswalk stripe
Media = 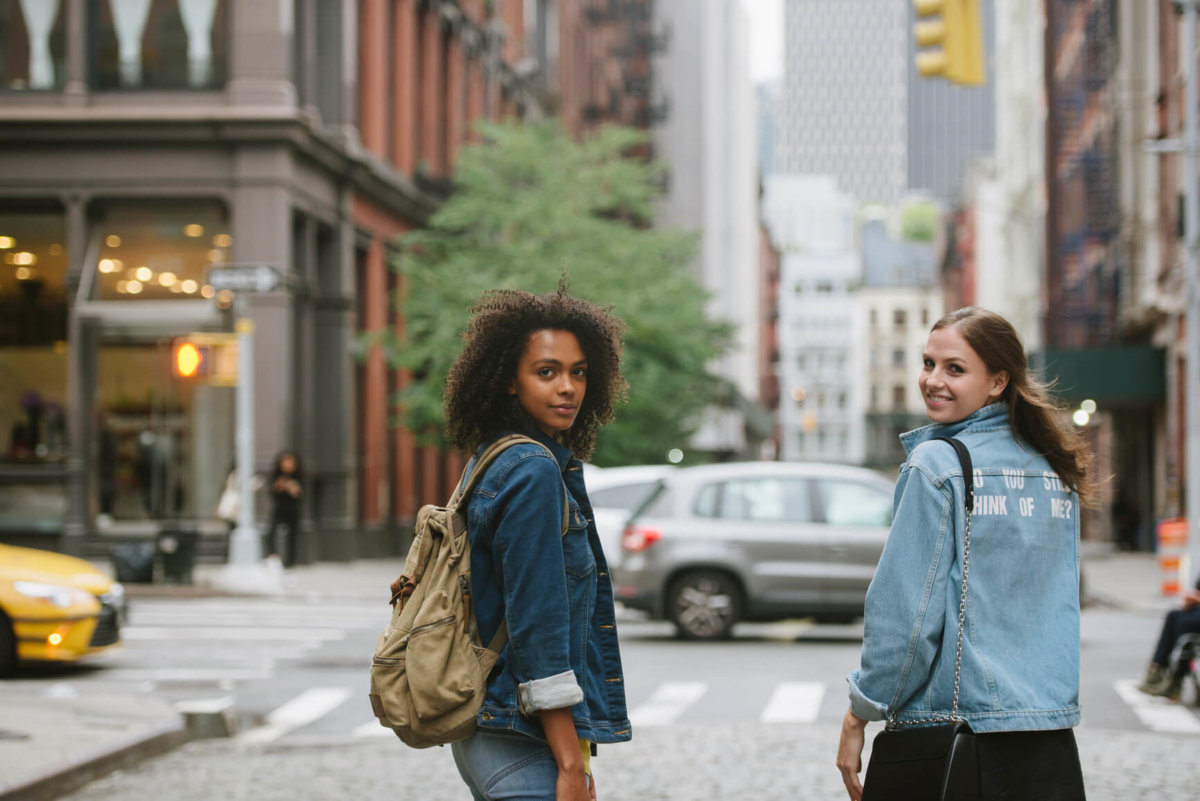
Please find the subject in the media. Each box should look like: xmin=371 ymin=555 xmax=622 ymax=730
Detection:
xmin=353 ymin=720 xmax=396 ymax=738
xmin=1113 ymin=679 xmax=1200 ymax=734
xmin=761 ymin=681 xmax=826 ymax=723
xmin=123 ymin=627 xmax=344 ymax=642
xmin=237 ymin=687 xmax=354 ymax=744
xmin=628 ymin=681 xmax=707 ymax=726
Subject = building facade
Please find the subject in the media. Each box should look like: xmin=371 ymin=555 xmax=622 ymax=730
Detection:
xmin=763 ymin=175 xmax=864 ymax=464
xmin=858 ymin=217 xmax=943 ymax=470
xmin=0 ymin=0 xmax=653 ymax=561
xmin=777 ymin=0 xmax=906 ymax=205
xmin=653 ymin=0 xmax=762 ymax=456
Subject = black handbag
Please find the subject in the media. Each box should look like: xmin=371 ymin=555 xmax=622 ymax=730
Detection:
xmin=862 ymin=436 xmax=981 ymax=801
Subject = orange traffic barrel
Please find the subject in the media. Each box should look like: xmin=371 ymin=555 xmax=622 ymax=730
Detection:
xmin=1156 ymin=518 xmax=1188 ymax=596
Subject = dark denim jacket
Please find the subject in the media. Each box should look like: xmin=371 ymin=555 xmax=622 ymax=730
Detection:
xmin=463 ymin=425 xmax=632 ymax=744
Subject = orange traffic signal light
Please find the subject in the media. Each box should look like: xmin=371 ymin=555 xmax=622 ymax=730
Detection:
xmin=172 ymin=339 xmax=212 ymax=379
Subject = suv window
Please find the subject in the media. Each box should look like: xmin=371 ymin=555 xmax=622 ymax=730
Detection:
xmin=816 ymin=480 xmax=892 ymax=526
xmin=698 ymin=478 xmax=812 ymax=523
xmin=589 ymin=482 xmax=661 ymax=512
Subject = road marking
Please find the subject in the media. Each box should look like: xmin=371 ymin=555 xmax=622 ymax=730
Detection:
xmin=1113 ymin=679 xmax=1200 ymax=734
xmin=123 ymin=627 xmax=344 ymax=642
xmin=761 ymin=681 xmax=826 ymax=723
xmin=353 ymin=720 xmax=396 ymax=738
xmin=628 ymin=682 xmax=708 ymax=727
xmin=102 ymin=667 xmax=273 ymax=683
xmin=237 ymin=687 xmax=354 ymax=744
xmin=129 ymin=613 xmax=383 ymax=629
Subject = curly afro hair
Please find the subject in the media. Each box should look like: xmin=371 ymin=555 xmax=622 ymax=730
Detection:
xmin=444 ymin=286 xmax=627 ymax=458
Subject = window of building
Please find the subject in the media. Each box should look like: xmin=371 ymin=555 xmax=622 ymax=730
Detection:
xmin=91 ymin=201 xmax=230 ymax=302
xmin=90 ymin=0 xmax=228 ymax=90
xmin=869 ymin=308 xmax=877 ymax=327
xmin=892 ymin=385 xmax=905 ymax=409
xmin=0 ymin=209 xmax=69 ymax=467
xmin=922 ymin=307 xmax=930 ymax=326
xmin=892 ymin=348 xmax=905 ymax=367
xmin=893 ymin=308 xmax=907 ymax=328
xmin=0 ymin=0 xmax=67 ymax=90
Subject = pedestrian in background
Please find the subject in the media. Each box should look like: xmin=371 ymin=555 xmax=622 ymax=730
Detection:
xmin=836 ymin=307 xmax=1095 ymax=801
xmin=1136 ymin=576 xmax=1200 ymax=700
xmin=266 ymin=451 xmax=303 ymax=567
xmin=445 ymin=286 xmax=631 ymax=801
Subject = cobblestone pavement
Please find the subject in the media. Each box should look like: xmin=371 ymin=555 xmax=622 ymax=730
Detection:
xmin=57 ymin=722 xmax=1198 ymax=801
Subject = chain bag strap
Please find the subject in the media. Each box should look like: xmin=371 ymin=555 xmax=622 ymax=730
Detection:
xmin=886 ymin=435 xmax=974 ymax=731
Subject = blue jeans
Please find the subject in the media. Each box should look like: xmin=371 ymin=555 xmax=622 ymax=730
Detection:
xmin=452 ymin=730 xmax=578 ymax=801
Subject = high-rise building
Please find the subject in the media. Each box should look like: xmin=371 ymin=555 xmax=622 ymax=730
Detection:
xmin=655 ymin=0 xmax=763 ymax=457
xmin=777 ymin=0 xmax=906 ymax=205
xmin=777 ymin=0 xmax=996 ymax=206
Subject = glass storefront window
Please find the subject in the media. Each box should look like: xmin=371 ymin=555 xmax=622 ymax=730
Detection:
xmin=92 ymin=201 xmax=230 ymax=301
xmin=90 ymin=0 xmax=228 ymax=90
xmin=0 ymin=0 xmax=67 ymax=91
xmin=0 ymin=211 xmax=68 ymax=465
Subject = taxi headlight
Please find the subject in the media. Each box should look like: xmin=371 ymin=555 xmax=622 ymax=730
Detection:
xmin=13 ymin=581 xmax=96 ymax=609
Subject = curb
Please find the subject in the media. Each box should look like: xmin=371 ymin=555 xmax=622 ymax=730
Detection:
xmin=0 ymin=720 xmax=188 ymax=801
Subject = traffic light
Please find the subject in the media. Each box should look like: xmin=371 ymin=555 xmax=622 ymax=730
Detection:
xmin=913 ymin=0 xmax=985 ymax=86
xmin=172 ymin=338 xmax=212 ymax=379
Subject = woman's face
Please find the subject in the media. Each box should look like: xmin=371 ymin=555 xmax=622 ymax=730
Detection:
xmin=280 ymin=455 xmax=296 ymax=474
xmin=919 ymin=324 xmax=1008 ymax=424
xmin=509 ymin=329 xmax=587 ymax=437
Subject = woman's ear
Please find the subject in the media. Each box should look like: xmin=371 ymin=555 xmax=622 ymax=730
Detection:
xmin=988 ymin=370 xmax=1010 ymax=402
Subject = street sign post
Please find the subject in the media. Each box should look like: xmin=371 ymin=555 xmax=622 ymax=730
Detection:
xmin=206 ymin=263 xmax=286 ymax=593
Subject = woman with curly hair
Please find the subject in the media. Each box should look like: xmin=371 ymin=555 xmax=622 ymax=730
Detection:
xmin=447 ymin=286 xmax=631 ymax=801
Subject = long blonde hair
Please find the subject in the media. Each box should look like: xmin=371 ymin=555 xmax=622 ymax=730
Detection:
xmin=933 ymin=307 xmax=1097 ymax=508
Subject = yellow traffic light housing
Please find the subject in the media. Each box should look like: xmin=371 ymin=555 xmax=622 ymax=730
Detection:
xmin=913 ymin=0 xmax=985 ymax=86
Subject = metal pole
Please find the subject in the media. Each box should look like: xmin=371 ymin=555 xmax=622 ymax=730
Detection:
xmin=1184 ymin=0 xmax=1200 ymax=587
xmin=228 ymin=302 xmax=260 ymax=565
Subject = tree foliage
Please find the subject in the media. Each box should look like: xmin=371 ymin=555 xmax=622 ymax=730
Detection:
xmin=376 ymin=120 xmax=731 ymax=465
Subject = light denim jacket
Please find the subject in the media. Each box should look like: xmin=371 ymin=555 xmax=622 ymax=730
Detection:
xmin=848 ymin=403 xmax=1082 ymax=732
xmin=464 ymin=425 xmax=632 ymax=745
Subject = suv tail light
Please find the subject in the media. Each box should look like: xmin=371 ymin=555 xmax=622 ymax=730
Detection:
xmin=622 ymin=524 xmax=661 ymax=552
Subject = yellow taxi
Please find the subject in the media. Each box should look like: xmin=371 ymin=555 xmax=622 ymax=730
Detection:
xmin=0 ymin=543 xmax=125 ymax=673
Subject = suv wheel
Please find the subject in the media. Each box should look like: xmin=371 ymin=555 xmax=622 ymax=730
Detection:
xmin=668 ymin=570 xmax=741 ymax=641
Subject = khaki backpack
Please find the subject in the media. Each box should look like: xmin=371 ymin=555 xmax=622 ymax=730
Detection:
xmin=368 ymin=434 xmax=567 ymax=748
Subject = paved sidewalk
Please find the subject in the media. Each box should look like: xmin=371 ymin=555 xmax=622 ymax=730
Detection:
xmin=0 ymin=547 xmax=1194 ymax=800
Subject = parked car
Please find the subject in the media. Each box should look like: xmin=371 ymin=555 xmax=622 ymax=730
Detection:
xmin=0 ymin=544 xmax=125 ymax=674
xmin=612 ymin=461 xmax=895 ymax=639
xmin=583 ymin=465 xmax=676 ymax=570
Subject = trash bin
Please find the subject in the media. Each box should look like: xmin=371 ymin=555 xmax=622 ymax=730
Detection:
xmin=111 ymin=541 xmax=155 ymax=584
xmin=157 ymin=523 xmax=199 ymax=584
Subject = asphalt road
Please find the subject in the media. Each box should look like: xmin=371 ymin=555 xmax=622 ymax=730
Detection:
xmin=4 ymin=595 xmax=1196 ymax=799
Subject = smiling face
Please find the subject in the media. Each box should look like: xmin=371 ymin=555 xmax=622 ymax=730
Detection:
xmin=919 ymin=324 xmax=1009 ymax=424
xmin=509 ymin=329 xmax=587 ymax=437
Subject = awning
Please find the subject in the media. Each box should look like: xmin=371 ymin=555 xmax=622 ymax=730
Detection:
xmin=1029 ymin=347 xmax=1165 ymax=406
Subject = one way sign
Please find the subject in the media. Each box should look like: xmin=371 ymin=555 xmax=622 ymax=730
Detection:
xmin=207 ymin=264 xmax=283 ymax=293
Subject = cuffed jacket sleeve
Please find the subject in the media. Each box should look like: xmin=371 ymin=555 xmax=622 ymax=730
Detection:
xmin=488 ymin=452 xmax=584 ymax=715
xmin=848 ymin=456 xmax=958 ymax=722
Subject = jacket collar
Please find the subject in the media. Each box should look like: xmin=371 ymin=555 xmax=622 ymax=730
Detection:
xmin=513 ymin=419 xmax=575 ymax=473
xmin=899 ymin=402 xmax=1009 ymax=458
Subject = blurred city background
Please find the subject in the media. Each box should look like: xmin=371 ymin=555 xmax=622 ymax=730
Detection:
xmin=4 ymin=3 xmax=1200 ymax=800
xmin=0 ymin=0 xmax=1190 ymax=570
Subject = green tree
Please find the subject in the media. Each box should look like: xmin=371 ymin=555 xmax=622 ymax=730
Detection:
xmin=376 ymin=120 xmax=731 ymax=466
xmin=900 ymin=198 xmax=940 ymax=242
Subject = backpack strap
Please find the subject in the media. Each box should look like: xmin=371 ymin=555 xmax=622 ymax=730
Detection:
xmin=454 ymin=434 xmax=573 ymax=655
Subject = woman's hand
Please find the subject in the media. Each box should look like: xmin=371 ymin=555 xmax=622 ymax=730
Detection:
xmin=555 ymin=767 xmax=592 ymax=801
xmin=836 ymin=708 xmax=868 ymax=801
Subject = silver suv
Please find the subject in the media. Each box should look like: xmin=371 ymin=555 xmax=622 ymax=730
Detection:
xmin=612 ymin=461 xmax=895 ymax=639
